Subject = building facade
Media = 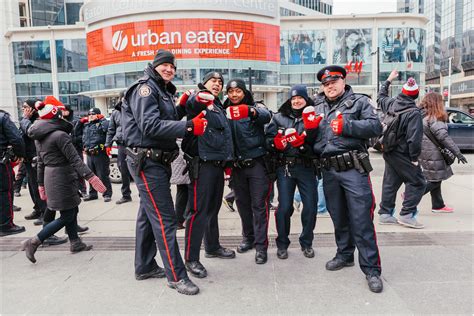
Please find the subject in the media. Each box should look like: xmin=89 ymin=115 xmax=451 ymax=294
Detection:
xmin=2 ymin=0 xmax=428 ymax=120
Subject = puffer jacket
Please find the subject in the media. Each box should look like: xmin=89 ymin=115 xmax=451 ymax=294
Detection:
xmin=418 ymin=117 xmax=461 ymax=181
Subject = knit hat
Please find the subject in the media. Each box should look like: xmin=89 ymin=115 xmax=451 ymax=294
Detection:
xmin=288 ymin=84 xmax=309 ymax=102
xmin=35 ymin=102 xmax=59 ymax=120
xmin=202 ymin=71 xmax=224 ymax=86
xmin=226 ymin=79 xmax=247 ymax=92
xmin=43 ymin=95 xmax=65 ymax=110
xmin=152 ymin=49 xmax=177 ymax=69
xmin=88 ymin=107 xmax=101 ymax=115
xmin=402 ymin=78 xmax=419 ymax=98
xmin=24 ymin=99 xmax=37 ymax=109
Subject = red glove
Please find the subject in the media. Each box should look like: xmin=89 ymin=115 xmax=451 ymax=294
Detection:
xmin=87 ymin=175 xmax=106 ymax=193
xmin=80 ymin=116 xmax=89 ymax=124
xmin=302 ymin=106 xmax=324 ymax=130
xmin=97 ymin=114 xmax=105 ymax=120
xmin=224 ymin=167 xmax=232 ymax=181
xmin=285 ymin=128 xmax=306 ymax=148
xmin=179 ymin=89 xmax=194 ymax=107
xmin=273 ymin=129 xmax=288 ymax=151
xmin=330 ymin=111 xmax=343 ymax=135
xmin=226 ymin=105 xmax=249 ymax=120
xmin=106 ymin=147 xmax=112 ymax=156
xmin=195 ymin=92 xmax=214 ymax=107
xmin=191 ymin=111 xmax=208 ymax=136
xmin=38 ymin=186 xmax=47 ymax=201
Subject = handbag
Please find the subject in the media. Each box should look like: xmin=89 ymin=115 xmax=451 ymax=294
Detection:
xmin=423 ymin=123 xmax=456 ymax=165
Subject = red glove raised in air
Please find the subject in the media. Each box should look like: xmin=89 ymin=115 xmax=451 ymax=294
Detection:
xmin=285 ymin=128 xmax=306 ymax=148
xmin=226 ymin=105 xmax=249 ymax=120
xmin=87 ymin=175 xmax=106 ymax=193
xmin=38 ymin=186 xmax=47 ymax=201
xmin=330 ymin=111 xmax=344 ymax=135
xmin=195 ymin=92 xmax=215 ymax=107
xmin=273 ymin=129 xmax=288 ymax=151
xmin=80 ymin=116 xmax=89 ymax=124
xmin=302 ymin=106 xmax=324 ymax=130
xmin=189 ymin=111 xmax=208 ymax=136
xmin=178 ymin=89 xmax=195 ymax=107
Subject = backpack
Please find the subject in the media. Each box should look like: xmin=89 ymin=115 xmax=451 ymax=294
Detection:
xmin=373 ymin=107 xmax=416 ymax=152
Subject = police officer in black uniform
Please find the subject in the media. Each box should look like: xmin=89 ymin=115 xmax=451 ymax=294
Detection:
xmin=122 ymin=49 xmax=205 ymax=295
xmin=106 ymin=90 xmax=132 ymax=205
xmin=0 ymin=109 xmax=25 ymax=237
xmin=82 ymin=108 xmax=112 ymax=202
xmin=313 ymin=65 xmax=383 ymax=293
xmin=178 ymin=71 xmax=235 ymax=279
xmin=265 ymin=85 xmax=320 ymax=260
xmin=223 ymin=79 xmax=272 ymax=264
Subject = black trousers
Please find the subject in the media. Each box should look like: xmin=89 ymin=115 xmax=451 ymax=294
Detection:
xmin=184 ymin=162 xmax=225 ymax=262
xmin=379 ymin=152 xmax=426 ymax=216
xmin=0 ymin=163 xmax=15 ymax=230
xmin=25 ymin=161 xmax=46 ymax=214
xmin=117 ymin=145 xmax=132 ymax=199
xmin=424 ymin=181 xmax=445 ymax=209
xmin=323 ymin=168 xmax=381 ymax=276
xmin=175 ymin=184 xmax=189 ymax=225
xmin=129 ymin=158 xmax=187 ymax=282
xmin=86 ymin=152 xmax=112 ymax=198
xmin=233 ymin=160 xmax=272 ymax=251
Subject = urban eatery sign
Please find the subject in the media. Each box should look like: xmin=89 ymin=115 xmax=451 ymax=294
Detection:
xmin=87 ymin=19 xmax=280 ymax=68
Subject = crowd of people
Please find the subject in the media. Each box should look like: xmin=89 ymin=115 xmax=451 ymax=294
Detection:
xmin=0 ymin=49 xmax=467 ymax=296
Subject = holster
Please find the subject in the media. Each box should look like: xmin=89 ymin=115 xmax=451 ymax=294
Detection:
xmin=262 ymin=153 xmax=277 ymax=182
xmin=183 ymin=153 xmax=200 ymax=181
xmin=125 ymin=147 xmax=147 ymax=176
xmin=312 ymin=158 xmax=322 ymax=178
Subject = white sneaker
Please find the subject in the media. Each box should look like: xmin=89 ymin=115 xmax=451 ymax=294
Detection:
xmin=398 ymin=214 xmax=424 ymax=229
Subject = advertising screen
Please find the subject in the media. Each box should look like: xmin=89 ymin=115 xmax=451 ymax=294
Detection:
xmin=332 ymin=29 xmax=372 ymax=65
xmin=280 ymin=30 xmax=327 ymax=65
xmin=378 ymin=27 xmax=425 ymax=63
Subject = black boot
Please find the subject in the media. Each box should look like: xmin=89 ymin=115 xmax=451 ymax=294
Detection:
xmin=24 ymin=210 xmax=42 ymax=220
xmin=167 ymin=278 xmax=199 ymax=295
xmin=70 ymin=238 xmax=93 ymax=253
xmin=21 ymin=236 xmax=42 ymax=263
xmin=185 ymin=261 xmax=207 ymax=278
xmin=367 ymin=274 xmax=383 ymax=293
xmin=255 ymin=250 xmax=268 ymax=264
xmin=77 ymin=225 xmax=89 ymax=234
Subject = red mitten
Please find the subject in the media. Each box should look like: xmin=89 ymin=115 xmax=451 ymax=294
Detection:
xmin=302 ymin=106 xmax=324 ymax=130
xmin=191 ymin=111 xmax=208 ymax=136
xmin=97 ymin=114 xmax=105 ymax=120
xmin=38 ymin=186 xmax=47 ymax=201
xmin=179 ymin=89 xmax=194 ymax=107
xmin=226 ymin=105 xmax=249 ymax=120
xmin=273 ymin=129 xmax=288 ymax=151
xmin=106 ymin=147 xmax=112 ymax=156
xmin=80 ymin=116 xmax=89 ymax=124
xmin=330 ymin=111 xmax=343 ymax=135
xmin=285 ymin=128 xmax=306 ymax=148
xmin=195 ymin=92 xmax=214 ymax=107
xmin=224 ymin=167 xmax=232 ymax=181
xmin=88 ymin=175 xmax=106 ymax=193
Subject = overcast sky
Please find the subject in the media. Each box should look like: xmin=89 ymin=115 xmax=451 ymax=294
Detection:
xmin=332 ymin=0 xmax=397 ymax=15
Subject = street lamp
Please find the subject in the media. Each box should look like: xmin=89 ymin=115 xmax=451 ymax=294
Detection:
xmin=447 ymin=57 xmax=453 ymax=107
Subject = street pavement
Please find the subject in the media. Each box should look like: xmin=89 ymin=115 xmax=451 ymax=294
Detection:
xmin=1 ymin=150 xmax=473 ymax=314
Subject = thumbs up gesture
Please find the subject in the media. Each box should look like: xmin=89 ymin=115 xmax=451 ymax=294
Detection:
xmin=330 ymin=111 xmax=343 ymax=135
xmin=302 ymin=106 xmax=324 ymax=130
xmin=190 ymin=111 xmax=208 ymax=136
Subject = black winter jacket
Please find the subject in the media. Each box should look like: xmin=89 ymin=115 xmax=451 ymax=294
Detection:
xmin=377 ymin=80 xmax=423 ymax=162
xmin=122 ymin=64 xmax=186 ymax=151
xmin=82 ymin=117 xmax=108 ymax=150
xmin=313 ymin=85 xmax=382 ymax=157
xmin=105 ymin=103 xmax=123 ymax=147
xmin=19 ymin=115 xmax=39 ymax=160
xmin=223 ymin=91 xmax=271 ymax=160
xmin=0 ymin=110 xmax=25 ymax=158
xmin=28 ymin=118 xmax=93 ymax=210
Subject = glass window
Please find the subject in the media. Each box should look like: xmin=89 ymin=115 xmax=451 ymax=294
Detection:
xmin=174 ymin=69 xmax=197 ymax=85
xmin=12 ymin=41 xmax=51 ymax=74
xmin=56 ymin=39 xmax=88 ymax=72
xmin=284 ymin=30 xmax=327 ymax=65
xmin=66 ymin=2 xmax=82 ymax=25
xmin=31 ymin=0 xmax=65 ymax=26
xmin=333 ymin=29 xmax=372 ymax=65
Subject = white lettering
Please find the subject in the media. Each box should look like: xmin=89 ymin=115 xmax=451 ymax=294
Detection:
xmin=186 ymin=31 xmax=197 ymax=44
xmin=232 ymin=32 xmax=243 ymax=48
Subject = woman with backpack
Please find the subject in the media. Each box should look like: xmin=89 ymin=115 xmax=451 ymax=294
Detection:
xmin=418 ymin=92 xmax=467 ymax=213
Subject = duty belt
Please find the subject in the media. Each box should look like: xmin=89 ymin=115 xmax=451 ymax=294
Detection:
xmin=85 ymin=144 xmax=105 ymax=156
xmin=320 ymin=150 xmax=373 ymax=173
xmin=200 ymin=159 xmax=226 ymax=167
xmin=234 ymin=157 xmax=262 ymax=169
xmin=281 ymin=156 xmax=313 ymax=168
xmin=144 ymin=148 xmax=179 ymax=165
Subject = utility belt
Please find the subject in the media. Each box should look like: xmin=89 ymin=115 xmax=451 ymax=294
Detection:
xmin=233 ymin=157 xmax=263 ymax=169
xmin=320 ymin=151 xmax=373 ymax=173
xmin=280 ymin=156 xmax=315 ymax=169
xmin=85 ymin=144 xmax=106 ymax=156
xmin=201 ymin=159 xmax=226 ymax=168
xmin=0 ymin=147 xmax=18 ymax=165
xmin=125 ymin=147 xmax=179 ymax=176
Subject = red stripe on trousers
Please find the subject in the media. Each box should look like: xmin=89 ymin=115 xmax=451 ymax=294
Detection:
xmin=264 ymin=181 xmax=272 ymax=247
xmin=140 ymin=171 xmax=178 ymax=282
xmin=185 ymin=180 xmax=198 ymax=261
xmin=367 ymin=175 xmax=381 ymax=267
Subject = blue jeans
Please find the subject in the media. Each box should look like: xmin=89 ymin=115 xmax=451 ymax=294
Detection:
xmin=293 ymin=177 xmax=327 ymax=213
xmin=37 ymin=207 xmax=79 ymax=242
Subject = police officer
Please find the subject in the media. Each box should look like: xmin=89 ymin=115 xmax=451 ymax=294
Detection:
xmin=106 ymin=90 xmax=132 ymax=205
xmin=178 ymin=71 xmax=235 ymax=279
xmin=265 ymin=84 xmax=320 ymax=260
xmin=20 ymin=100 xmax=47 ymax=222
xmin=223 ymin=79 xmax=272 ymax=264
xmin=377 ymin=69 xmax=426 ymax=228
xmin=122 ymin=49 xmax=205 ymax=295
xmin=0 ymin=109 xmax=25 ymax=237
xmin=313 ymin=65 xmax=383 ymax=293
xmin=81 ymin=108 xmax=112 ymax=202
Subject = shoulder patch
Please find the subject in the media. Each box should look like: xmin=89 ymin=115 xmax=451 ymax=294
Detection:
xmin=139 ymin=85 xmax=151 ymax=97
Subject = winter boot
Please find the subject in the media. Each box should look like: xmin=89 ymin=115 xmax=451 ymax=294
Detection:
xmin=21 ymin=236 xmax=42 ymax=263
xmin=70 ymin=238 xmax=93 ymax=253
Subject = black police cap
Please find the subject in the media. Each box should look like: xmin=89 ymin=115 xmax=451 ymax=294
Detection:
xmin=317 ymin=65 xmax=346 ymax=84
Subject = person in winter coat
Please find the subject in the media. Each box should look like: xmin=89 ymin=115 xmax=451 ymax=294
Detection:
xmin=377 ymin=69 xmax=426 ymax=229
xmin=418 ymin=92 xmax=467 ymax=212
xmin=170 ymin=139 xmax=190 ymax=229
xmin=20 ymin=99 xmax=106 ymax=263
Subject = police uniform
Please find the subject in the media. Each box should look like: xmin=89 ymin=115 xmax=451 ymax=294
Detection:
xmin=0 ymin=110 xmax=26 ymax=236
xmin=313 ymin=65 xmax=383 ymax=292
xmin=223 ymin=79 xmax=272 ymax=263
xmin=82 ymin=108 xmax=112 ymax=201
xmin=265 ymin=85 xmax=319 ymax=259
xmin=179 ymin=71 xmax=235 ymax=278
xmin=122 ymin=50 xmax=198 ymax=295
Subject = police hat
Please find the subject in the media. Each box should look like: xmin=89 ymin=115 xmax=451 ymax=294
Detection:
xmin=88 ymin=107 xmax=101 ymax=115
xmin=317 ymin=65 xmax=346 ymax=84
xmin=202 ymin=71 xmax=224 ymax=86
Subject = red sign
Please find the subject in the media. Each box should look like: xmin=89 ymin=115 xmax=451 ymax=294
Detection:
xmin=344 ymin=61 xmax=363 ymax=74
xmin=87 ymin=19 xmax=280 ymax=69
